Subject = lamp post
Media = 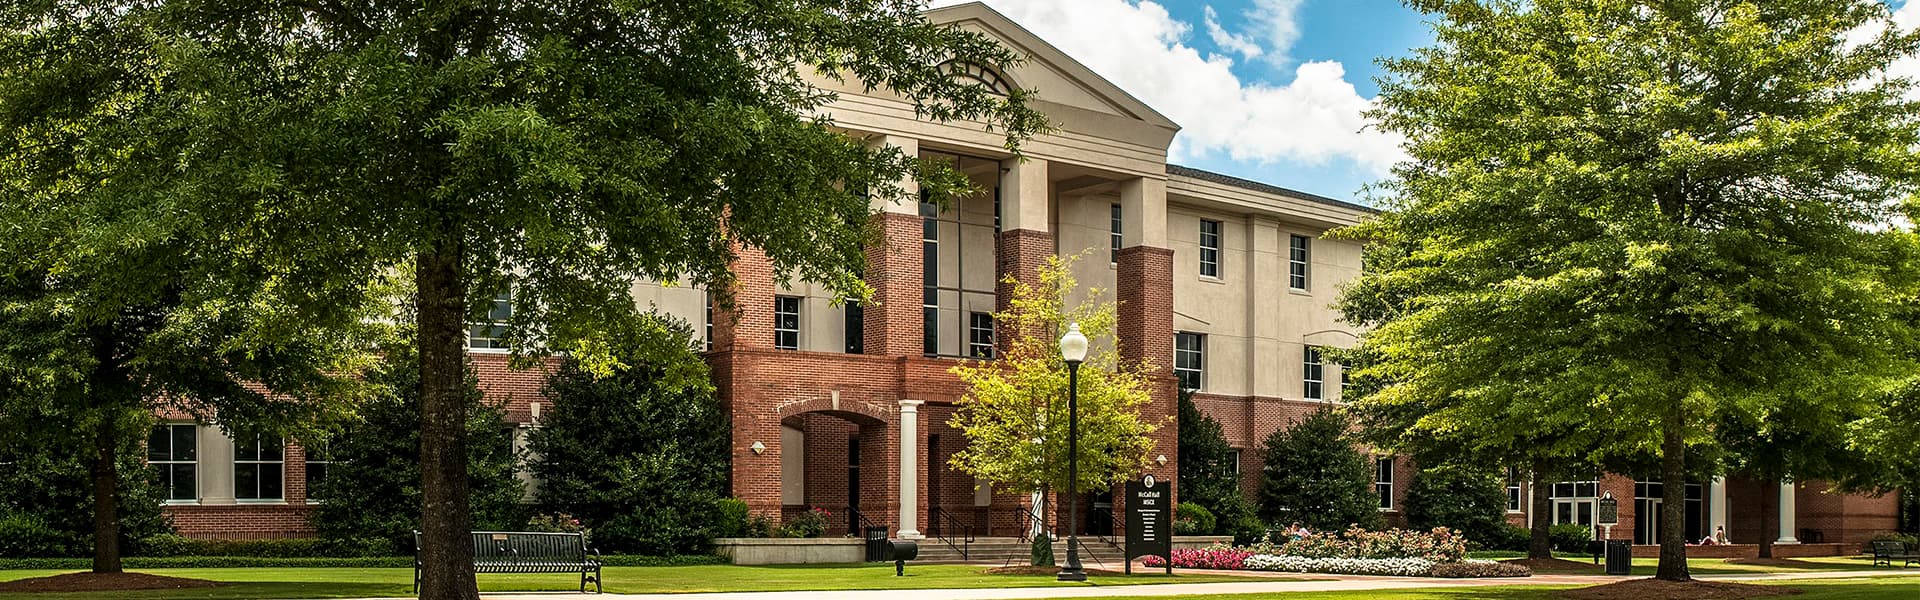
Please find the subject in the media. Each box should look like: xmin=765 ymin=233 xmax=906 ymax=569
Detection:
xmin=1057 ymin=323 xmax=1089 ymax=582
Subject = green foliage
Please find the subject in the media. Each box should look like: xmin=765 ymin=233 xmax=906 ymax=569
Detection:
xmin=1484 ymin=524 xmax=1533 ymax=553
xmin=308 ymin=349 xmax=523 ymax=553
xmin=1549 ymin=524 xmax=1595 ymax=553
xmin=1174 ymin=502 xmax=1215 ymax=536
xmin=1256 ymin=408 xmax=1385 ymax=532
xmin=950 ymin=255 xmax=1160 ymax=496
xmin=1403 ymin=466 xmax=1510 ymax=551
xmin=0 ymin=413 xmax=171 ymax=559
xmin=529 ymin=314 xmax=727 ymax=555
xmin=777 ymin=508 xmax=832 ymax=539
xmin=135 ymin=535 xmax=393 ymax=559
xmin=714 ymin=499 xmax=752 ymax=539
xmin=1177 ymin=388 xmax=1243 ymax=535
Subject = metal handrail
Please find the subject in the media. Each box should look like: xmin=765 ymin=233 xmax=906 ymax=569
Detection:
xmin=1007 ymin=506 xmax=1051 ymax=544
xmin=1088 ymin=506 xmax=1125 ymax=549
xmin=929 ymin=507 xmax=974 ymax=559
xmin=848 ymin=506 xmax=883 ymax=532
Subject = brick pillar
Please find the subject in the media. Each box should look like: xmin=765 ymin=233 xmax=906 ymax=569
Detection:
xmin=1112 ymin=175 xmax=1177 ymax=535
xmin=719 ymin=247 xmax=782 ymax=521
xmin=864 ymin=212 xmax=925 ymax=356
xmin=712 ymin=246 xmax=776 ymax=353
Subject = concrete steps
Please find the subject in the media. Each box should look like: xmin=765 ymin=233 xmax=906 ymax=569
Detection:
xmin=911 ymin=536 xmax=1129 ymax=567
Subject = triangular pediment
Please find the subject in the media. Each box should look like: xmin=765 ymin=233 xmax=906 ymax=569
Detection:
xmin=926 ymin=2 xmax=1180 ymax=131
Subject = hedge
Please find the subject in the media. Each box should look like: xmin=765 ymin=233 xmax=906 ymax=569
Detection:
xmin=0 ymin=553 xmax=728 ymax=570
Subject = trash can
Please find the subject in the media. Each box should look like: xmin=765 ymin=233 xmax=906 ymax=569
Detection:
xmin=1604 ymin=540 xmax=1632 ymax=575
xmin=864 ymin=527 xmax=889 ymax=562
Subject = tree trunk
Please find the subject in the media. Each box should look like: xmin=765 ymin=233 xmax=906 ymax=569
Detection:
xmin=416 ymin=240 xmax=479 ymax=600
xmin=90 ymin=415 xmax=121 ymax=574
xmin=1655 ymin=408 xmax=1691 ymax=582
xmin=1528 ymin=461 xmax=1554 ymax=560
xmin=1759 ymin=477 xmax=1774 ymax=559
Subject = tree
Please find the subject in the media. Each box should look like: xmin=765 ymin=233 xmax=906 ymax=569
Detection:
xmin=309 ymin=345 xmax=523 ymax=554
xmin=1177 ymin=389 xmax=1256 ymax=537
xmin=1403 ymin=465 xmax=1508 ymax=549
xmin=1351 ymin=0 xmax=1920 ymax=581
xmin=949 ymin=254 xmax=1159 ymax=550
xmin=528 ymin=314 xmax=727 ymax=556
xmin=1 ymin=1 xmax=1046 ymax=597
xmin=1256 ymin=407 xmax=1384 ymax=532
xmin=0 ymin=408 xmax=170 ymax=558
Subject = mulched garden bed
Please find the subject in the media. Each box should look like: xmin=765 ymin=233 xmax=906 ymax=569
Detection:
xmin=1504 ymin=557 xmax=1603 ymax=572
xmin=0 ymin=572 xmax=224 ymax=593
xmin=1560 ymin=579 xmax=1800 ymax=600
xmin=1723 ymin=558 xmax=1829 ymax=568
xmin=983 ymin=566 xmax=1126 ymax=576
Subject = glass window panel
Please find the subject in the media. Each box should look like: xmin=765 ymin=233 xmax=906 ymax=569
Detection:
xmin=172 ymin=426 xmax=196 ymax=461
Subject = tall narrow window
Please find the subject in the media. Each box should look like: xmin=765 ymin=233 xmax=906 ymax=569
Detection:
xmin=468 ymin=289 xmax=512 ymax=349
xmin=968 ymin=312 xmax=995 ymax=359
xmin=149 ymin=424 xmax=197 ymax=502
xmin=1506 ymin=466 xmax=1524 ymax=513
xmin=305 ymin=439 xmax=335 ymax=503
xmin=1231 ymin=450 xmax=1242 ymax=476
xmin=1376 ymin=457 xmax=1396 ymax=510
xmin=1110 ymin=204 xmax=1123 ymax=263
xmin=1175 ymin=332 xmax=1205 ymax=392
xmin=1289 ymin=234 xmax=1311 ymax=290
xmin=1199 ymin=219 xmax=1221 ymax=277
xmin=704 ymin=293 xmax=714 ymax=351
xmin=1304 ymin=346 xmax=1324 ymax=400
xmin=774 ymin=296 xmax=800 ymax=350
xmin=235 ymin=434 xmax=284 ymax=501
xmin=845 ymin=301 xmax=864 ymax=354
xmin=922 ymin=193 xmax=939 ymax=356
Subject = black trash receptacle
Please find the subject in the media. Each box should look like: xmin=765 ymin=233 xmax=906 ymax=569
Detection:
xmin=1604 ymin=540 xmax=1633 ymax=575
xmin=864 ymin=527 xmax=889 ymax=562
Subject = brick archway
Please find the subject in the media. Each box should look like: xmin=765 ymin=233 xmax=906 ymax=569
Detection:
xmin=774 ymin=396 xmax=892 ymax=427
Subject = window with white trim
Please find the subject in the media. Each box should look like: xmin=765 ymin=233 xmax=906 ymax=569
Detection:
xmin=1110 ymin=203 xmax=1123 ymax=263
xmin=1376 ymin=457 xmax=1396 ymax=510
xmin=305 ymin=439 xmax=336 ymax=504
xmin=1304 ymin=346 xmax=1325 ymax=400
xmin=235 ymin=434 xmax=284 ymax=501
xmin=1199 ymin=219 xmax=1221 ymax=278
xmin=774 ymin=296 xmax=800 ymax=350
xmin=704 ymin=293 xmax=714 ymax=351
xmin=149 ymin=424 xmax=198 ymax=502
xmin=1289 ymin=234 xmax=1311 ymax=290
xmin=1506 ymin=466 xmax=1524 ymax=513
xmin=922 ymin=194 xmax=940 ymax=356
xmin=468 ymin=289 xmax=513 ymax=349
xmin=968 ymin=312 xmax=994 ymax=359
xmin=1174 ymin=332 xmax=1205 ymax=392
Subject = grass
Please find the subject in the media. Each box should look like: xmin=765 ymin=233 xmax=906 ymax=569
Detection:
xmin=1068 ymin=576 xmax=1920 ymax=600
xmin=0 ymin=563 xmax=1256 ymax=599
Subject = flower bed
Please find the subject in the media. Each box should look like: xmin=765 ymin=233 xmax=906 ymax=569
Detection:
xmin=1141 ymin=527 xmax=1529 ymax=578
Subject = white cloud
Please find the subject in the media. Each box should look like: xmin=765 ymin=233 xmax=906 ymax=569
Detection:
xmin=1204 ymin=6 xmax=1264 ymax=60
xmin=931 ymin=0 xmax=1406 ymax=177
xmin=1247 ymin=0 xmax=1306 ymax=67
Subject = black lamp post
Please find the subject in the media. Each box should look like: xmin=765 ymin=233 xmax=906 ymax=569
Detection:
xmin=1057 ymin=323 xmax=1089 ymax=582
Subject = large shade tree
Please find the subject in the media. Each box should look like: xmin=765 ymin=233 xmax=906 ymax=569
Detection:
xmin=1350 ymin=0 xmax=1920 ymax=582
xmin=0 ymin=1 xmax=1046 ymax=597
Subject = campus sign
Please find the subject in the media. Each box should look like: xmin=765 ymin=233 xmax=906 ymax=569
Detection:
xmin=1124 ymin=474 xmax=1172 ymax=575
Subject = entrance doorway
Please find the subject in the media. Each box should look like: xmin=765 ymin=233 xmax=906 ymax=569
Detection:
xmin=1634 ymin=481 xmax=1703 ymax=544
xmin=1548 ymin=480 xmax=1599 ymax=540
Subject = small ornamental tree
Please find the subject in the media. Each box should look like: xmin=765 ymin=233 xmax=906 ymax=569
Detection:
xmin=1257 ymin=407 xmax=1384 ymax=533
xmin=528 ymin=314 xmax=728 ymax=556
xmin=1402 ymin=465 xmax=1509 ymax=550
xmin=309 ymin=346 xmax=523 ymax=554
xmin=949 ymin=254 xmax=1159 ymax=563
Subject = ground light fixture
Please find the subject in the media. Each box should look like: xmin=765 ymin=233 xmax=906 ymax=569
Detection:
xmin=1058 ymin=322 xmax=1089 ymax=582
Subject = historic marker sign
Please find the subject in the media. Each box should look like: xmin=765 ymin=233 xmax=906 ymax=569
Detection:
xmin=1124 ymin=474 xmax=1172 ymax=574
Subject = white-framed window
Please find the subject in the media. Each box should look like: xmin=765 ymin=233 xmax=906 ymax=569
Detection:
xmin=968 ymin=312 xmax=994 ymax=359
xmin=922 ymin=193 xmax=939 ymax=356
xmin=1110 ymin=203 xmax=1123 ymax=263
xmin=1506 ymin=466 xmax=1524 ymax=513
xmin=1175 ymin=332 xmax=1205 ymax=392
xmin=1231 ymin=449 xmax=1242 ymax=476
xmin=304 ymin=439 xmax=336 ymax=504
xmin=704 ymin=292 xmax=714 ymax=352
xmin=1289 ymin=234 xmax=1311 ymax=290
xmin=774 ymin=296 xmax=801 ymax=350
xmin=468 ymin=289 xmax=513 ymax=349
xmin=1304 ymin=346 xmax=1325 ymax=400
xmin=1199 ymin=219 xmax=1221 ymax=278
xmin=1376 ymin=457 xmax=1396 ymax=510
xmin=235 ymin=434 xmax=285 ymax=502
xmin=148 ymin=424 xmax=198 ymax=502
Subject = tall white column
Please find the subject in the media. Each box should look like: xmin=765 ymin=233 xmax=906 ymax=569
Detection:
xmin=197 ymin=424 xmax=236 ymax=505
xmin=1708 ymin=477 xmax=1728 ymax=541
xmin=1777 ymin=480 xmax=1800 ymax=544
xmin=1000 ymin=157 xmax=1050 ymax=232
xmin=897 ymin=400 xmax=924 ymax=539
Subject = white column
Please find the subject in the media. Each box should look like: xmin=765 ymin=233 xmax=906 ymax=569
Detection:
xmin=197 ymin=424 xmax=236 ymax=505
xmin=1777 ymin=480 xmax=1800 ymax=544
xmin=1000 ymin=157 xmax=1049 ymax=232
xmin=872 ymin=135 xmax=919 ymax=214
xmin=897 ymin=400 xmax=924 ymax=539
xmin=1708 ymin=477 xmax=1728 ymax=542
xmin=1118 ymin=176 xmax=1168 ymax=248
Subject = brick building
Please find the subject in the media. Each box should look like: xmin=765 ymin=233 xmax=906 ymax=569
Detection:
xmin=146 ymin=2 xmax=1898 ymax=553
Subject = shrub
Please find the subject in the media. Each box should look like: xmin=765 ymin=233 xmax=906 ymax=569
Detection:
xmin=1428 ymin=560 xmax=1532 ymax=578
xmin=778 ymin=508 xmax=830 ymax=538
xmin=0 ymin=414 xmax=171 ymax=559
xmin=1175 ymin=502 xmax=1216 ymax=535
xmin=132 ymin=535 xmax=395 ymax=558
xmin=1870 ymin=531 xmax=1918 ymax=547
xmin=1141 ymin=545 xmax=1251 ymax=570
xmin=1257 ymin=407 xmax=1385 ymax=531
xmin=1549 ymin=524 xmax=1594 ymax=552
xmin=529 ymin=314 xmax=728 ymax=556
xmin=0 ymin=512 xmax=76 ymax=558
xmin=1403 ymin=465 xmax=1510 ymax=550
xmin=1275 ymin=526 xmax=1466 ymax=563
xmin=1177 ymin=388 xmax=1242 ymax=534
xmin=1244 ymin=554 xmax=1436 ymax=576
xmin=1484 ymin=524 xmax=1532 ymax=552
xmin=714 ymin=499 xmax=751 ymax=538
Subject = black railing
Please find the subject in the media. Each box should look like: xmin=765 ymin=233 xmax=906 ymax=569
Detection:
xmin=1007 ymin=506 xmax=1051 ymax=544
xmin=1089 ymin=507 xmax=1125 ymax=550
xmin=848 ymin=507 xmax=883 ymax=532
xmin=929 ymin=507 xmax=974 ymax=559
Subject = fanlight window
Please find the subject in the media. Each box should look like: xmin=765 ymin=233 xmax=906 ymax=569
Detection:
xmin=940 ymin=60 xmax=1015 ymax=95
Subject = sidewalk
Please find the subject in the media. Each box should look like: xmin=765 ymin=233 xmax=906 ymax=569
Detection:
xmin=423 ymin=568 xmax=1917 ymax=600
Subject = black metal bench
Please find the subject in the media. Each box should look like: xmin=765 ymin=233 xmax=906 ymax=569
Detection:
xmin=1870 ymin=540 xmax=1917 ymax=568
xmin=414 ymin=530 xmax=602 ymax=593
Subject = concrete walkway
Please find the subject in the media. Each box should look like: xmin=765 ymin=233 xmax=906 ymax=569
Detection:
xmin=399 ymin=568 xmax=1917 ymax=600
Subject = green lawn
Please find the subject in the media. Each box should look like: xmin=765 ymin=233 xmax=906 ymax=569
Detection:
xmin=0 ymin=564 xmax=1255 ymax=599
xmin=1467 ymin=551 xmax=1893 ymax=576
xmin=1072 ymin=576 xmax=1920 ymax=600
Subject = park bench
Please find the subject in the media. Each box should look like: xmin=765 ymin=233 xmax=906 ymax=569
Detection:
xmin=1869 ymin=540 xmax=1917 ymax=568
xmin=414 ymin=530 xmax=603 ymax=593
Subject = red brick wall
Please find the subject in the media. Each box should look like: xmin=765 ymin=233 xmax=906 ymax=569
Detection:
xmin=865 ymin=212 xmax=925 ymax=356
xmin=1110 ymin=245 xmax=1178 ymax=534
